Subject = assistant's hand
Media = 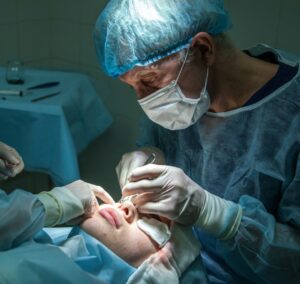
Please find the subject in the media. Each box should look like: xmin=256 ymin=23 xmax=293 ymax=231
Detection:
xmin=123 ymin=164 xmax=205 ymax=225
xmin=65 ymin=180 xmax=115 ymax=221
xmin=37 ymin=180 xmax=115 ymax=226
xmin=0 ymin=141 xmax=24 ymax=180
xmin=116 ymin=147 xmax=165 ymax=190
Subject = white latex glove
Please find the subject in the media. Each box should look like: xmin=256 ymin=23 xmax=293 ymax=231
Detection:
xmin=123 ymin=164 xmax=242 ymax=240
xmin=127 ymin=223 xmax=202 ymax=284
xmin=37 ymin=180 xmax=115 ymax=226
xmin=116 ymin=147 xmax=165 ymax=190
xmin=0 ymin=141 xmax=24 ymax=180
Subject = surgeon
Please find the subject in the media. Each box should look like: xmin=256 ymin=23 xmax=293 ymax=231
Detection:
xmin=94 ymin=0 xmax=300 ymax=283
xmin=0 ymin=140 xmax=115 ymax=250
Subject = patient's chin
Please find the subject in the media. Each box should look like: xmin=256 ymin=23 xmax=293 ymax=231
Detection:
xmin=115 ymin=248 xmax=153 ymax=268
xmin=79 ymin=218 xmax=99 ymax=240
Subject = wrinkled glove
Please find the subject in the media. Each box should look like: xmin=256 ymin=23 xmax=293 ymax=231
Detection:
xmin=0 ymin=141 xmax=24 ymax=180
xmin=116 ymin=147 xmax=165 ymax=190
xmin=123 ymin=165 xmax=242 ymax=240
xmin=37 ymin=180 xmax=115 ymax=226
xmin=127 ymin=223 xmax=203 ymax=284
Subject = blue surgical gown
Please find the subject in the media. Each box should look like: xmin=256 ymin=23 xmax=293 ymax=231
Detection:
xmin=0 ymin=189 xmax=206 ymax=283
xmin=137 ymin=44 xmax=300 ymax=284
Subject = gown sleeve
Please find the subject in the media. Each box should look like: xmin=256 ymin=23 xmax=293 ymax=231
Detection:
xmin=0 ymin=189 xmax=45 ymax=250
xmin=216 ymin=154 xmax=300 ymax=283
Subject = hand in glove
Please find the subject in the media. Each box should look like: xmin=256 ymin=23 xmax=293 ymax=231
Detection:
xmin=0 ymin=141 xmax=24 ymax=180
xmin=116 ymin=147 xmax=165 ymax=190
xmin=37 ymin=180 xmax=115 ymax=226
xmin=123 ymin=164 xmax=242 ymax=240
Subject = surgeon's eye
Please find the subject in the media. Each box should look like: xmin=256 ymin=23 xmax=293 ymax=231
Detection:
xmin=141 ymin=78 xmax=156 ymax=86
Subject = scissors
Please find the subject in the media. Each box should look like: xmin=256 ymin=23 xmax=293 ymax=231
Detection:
xmin=119 ymin=153 xmax=156 ymax=204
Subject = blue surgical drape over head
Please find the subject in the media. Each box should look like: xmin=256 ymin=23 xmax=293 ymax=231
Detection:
xmin=94 ymin=0 xmax=231 ymax=77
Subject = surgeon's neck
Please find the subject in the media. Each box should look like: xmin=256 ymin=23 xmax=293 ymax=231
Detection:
xmin=208 ymin=48 xmax=279 ymax=113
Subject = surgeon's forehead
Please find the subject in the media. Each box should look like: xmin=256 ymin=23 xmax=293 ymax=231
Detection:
xmin=120 ymin=52 xmax=180 ymax=80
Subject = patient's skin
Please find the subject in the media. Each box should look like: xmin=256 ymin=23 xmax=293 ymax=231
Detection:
xmin=80 ymin=201 xmax=159 ymax=267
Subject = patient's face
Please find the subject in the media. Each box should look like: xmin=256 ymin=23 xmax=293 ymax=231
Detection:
xmin=80 ymin=201 xmax=159 ymax=267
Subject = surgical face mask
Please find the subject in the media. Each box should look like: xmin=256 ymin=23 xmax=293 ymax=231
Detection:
xmin=138 ymin=48 xmax=210 ymax=130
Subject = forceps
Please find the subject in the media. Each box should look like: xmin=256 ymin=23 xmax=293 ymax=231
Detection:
xmin=118 ymin=153 xmax=156 ymax=204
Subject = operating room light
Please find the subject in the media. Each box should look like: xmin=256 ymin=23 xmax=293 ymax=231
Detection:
xmin=134 ymin=1 xmax=162 ymax=21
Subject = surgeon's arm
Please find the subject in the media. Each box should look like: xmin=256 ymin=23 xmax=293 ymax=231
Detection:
xmin=214 ymin=186 xmax=300 ymax=283
xmin=205 ymin=152 xmax=300 ymax=282
xmin=0 ymin=189 xmax=45 ymax=250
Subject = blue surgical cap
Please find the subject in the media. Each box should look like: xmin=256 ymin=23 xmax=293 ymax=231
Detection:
xmin=94 ymin=0 xmax=231 ymax=77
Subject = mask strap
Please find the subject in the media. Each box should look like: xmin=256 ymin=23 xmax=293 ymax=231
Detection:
xmin=174 ymin=46 xmax=190 ymax=84
xmin=201 ymin=67 xmax=209 ymax=94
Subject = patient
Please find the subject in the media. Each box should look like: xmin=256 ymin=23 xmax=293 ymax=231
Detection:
xmin=0 ymin=198 xmax=206 ymax=284
xmin=80 ymin=200 xmax=165 ymax=267
xmin=78 ymin=199 xmax=205 ymax=283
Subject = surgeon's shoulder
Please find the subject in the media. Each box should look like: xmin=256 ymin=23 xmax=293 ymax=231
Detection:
xmin=278 ymin=64 xmax=300 ymax=108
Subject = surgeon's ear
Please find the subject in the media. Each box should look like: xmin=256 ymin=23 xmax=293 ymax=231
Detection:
xmin=191 ymin=32 xmax=216 ymax=67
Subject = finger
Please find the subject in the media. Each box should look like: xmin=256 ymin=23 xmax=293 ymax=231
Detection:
xmin=0 ymin=146 xmax=20 ymax=165
xmin=115 ymin=163 xmax=121 ymax=183
xmin=8 ymin=160 xmax=24 ymax=177
xmin=84 ymin=197 xmax=98 ymax=217
xmin=122 ymin=176 xmax=165 ymax=196
xmin=0 ymin=159 xmax=12 ymax=177
xmin=7 ymin=147 xmax=22 ymax=162
xmin=89 ymin=184 xmax=115 ymax=205
xmin=136 ymin=201 xmax=171 ymax=220
xmin=115 ymin=161 xmax=122 ymax=185
xmin=0 ymin=172 xmax=8 ymax=180
xmin=118 ymin=159 xmax=131 ymax=189
xmin=129 ymin=164 xmax=167 ymax=182
xmin=133 ymin=191 xmax=157 ymax=205
xmin=0 ymin=159 xmax=7 ymax=171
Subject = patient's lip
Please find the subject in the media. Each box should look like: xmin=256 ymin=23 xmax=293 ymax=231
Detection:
xmin=99 ymin=208 xmax=121 ymax=228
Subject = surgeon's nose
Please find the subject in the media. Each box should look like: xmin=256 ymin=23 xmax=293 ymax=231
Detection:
xmin=120 ymin=202 xmax=136 ymax=224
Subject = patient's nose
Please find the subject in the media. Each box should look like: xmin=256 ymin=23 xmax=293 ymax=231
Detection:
xmin=120 ymin=202 xmax=136 ymax=223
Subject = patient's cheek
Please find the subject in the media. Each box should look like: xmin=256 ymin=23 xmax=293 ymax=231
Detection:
xmin=80 ymin=218 xmax=98 ymax=237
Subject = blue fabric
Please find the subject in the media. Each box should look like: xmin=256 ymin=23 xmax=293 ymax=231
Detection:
xmin=244 ymin=59 xmax=298 ymax=106
xmin=0 ymin=226 xmax=135 ymax=284
xmin=0 ymin=189 xmax=204 ymax=283
xmin=94 ymin=0 xmax=231 ymax=77
xmin=0 ymin=68 xmax=113 ymax=185
xmin=136 ymin=45 xmax=300 ymax=284
xmin=0 ymin=241 xmax=107 ymax=284
xmin=0 ymin=189 xmax=45 ymax=251
xmin=70 ymin=227 xmax=135 ymax=284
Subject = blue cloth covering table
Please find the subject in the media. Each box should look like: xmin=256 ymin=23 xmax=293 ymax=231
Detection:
xmin=0 ymin=68 xmax=113 ymax=185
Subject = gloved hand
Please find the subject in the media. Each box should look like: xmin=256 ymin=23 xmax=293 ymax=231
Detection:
xmin=37 ymin=180 xmax=115 ymax=226
xmin=123 ymin=164 xmax=242 ymax=240
xmin=0 ymin=141 xmax=24 ymax=180
xmin=116 ymin=147 xmax=165 ymax=190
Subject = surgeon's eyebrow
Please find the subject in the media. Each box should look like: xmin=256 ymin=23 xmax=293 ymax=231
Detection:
xmin=138 ymin=71 xmax=157 ymax=79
